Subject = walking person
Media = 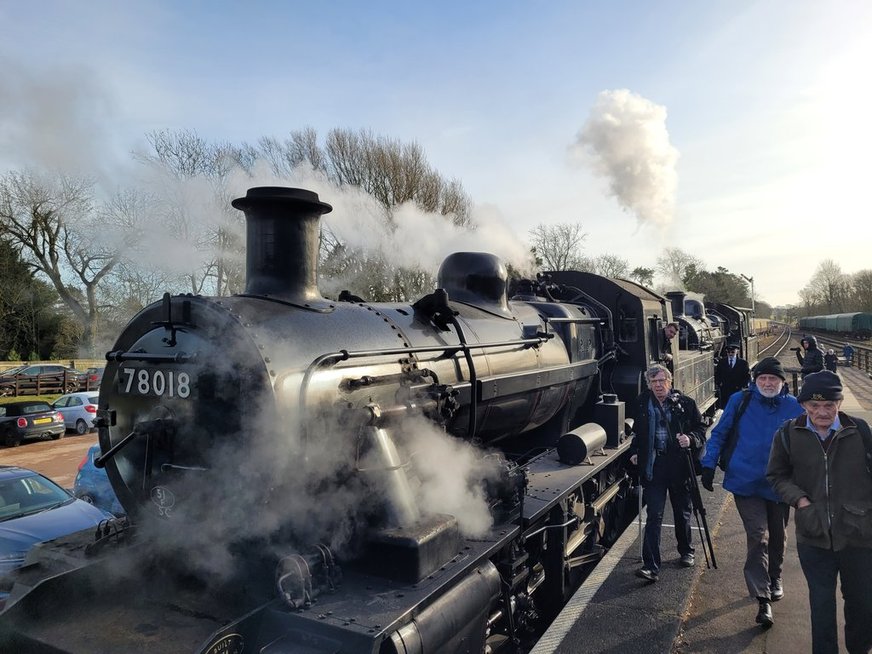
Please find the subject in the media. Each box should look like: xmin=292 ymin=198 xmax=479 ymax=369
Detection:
xmin=767 ymin=371 xmax=872 ymax=654
xmin=843 ymin=343 xmax=855 ymax=367
xmin=795 ymin=336 xmax=825 ymax=378
xmin=629 ymin=364 xmax=707 ymax=582
xmin=824 ymin=349 xmax=838 ymax=373
xmin=700 ymin=357 xmax=803 ymax=627
xmin=714 ymin=344 xmax=751 ymax=410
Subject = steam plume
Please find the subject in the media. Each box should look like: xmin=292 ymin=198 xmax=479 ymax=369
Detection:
xmin=571 ymin=89 xmax=679 ymax=228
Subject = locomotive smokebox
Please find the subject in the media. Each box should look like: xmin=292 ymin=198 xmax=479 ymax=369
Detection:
xmin=232 ymin=186 xmax=333 ymax=300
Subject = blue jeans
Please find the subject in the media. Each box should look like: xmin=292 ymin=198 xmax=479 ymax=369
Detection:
xmin=642 ymin=455 xmax=694 ymax=573
xmin=797 ymin=543 xmax=872 ymax=654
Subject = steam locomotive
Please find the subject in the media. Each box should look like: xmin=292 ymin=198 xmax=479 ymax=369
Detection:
xmin=0 ymin=187 xmax=756 ymax=653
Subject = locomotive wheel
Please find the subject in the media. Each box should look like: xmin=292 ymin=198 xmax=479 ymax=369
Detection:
xmin=75 ymin=419 xmax=88 ymax=435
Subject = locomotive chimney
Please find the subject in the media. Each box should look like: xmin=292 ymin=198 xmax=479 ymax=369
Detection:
xmin=232 ymin=187 xmax=333 ymax=300
xmin=665 ymin=291 xmax=686 ymax=319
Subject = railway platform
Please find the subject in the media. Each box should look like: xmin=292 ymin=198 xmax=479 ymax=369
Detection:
xmin=533 ymin=365 xmax=872 ymax=654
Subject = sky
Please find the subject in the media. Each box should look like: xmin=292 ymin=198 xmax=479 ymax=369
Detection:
xmin=2 ymin=0 xmax=871 ymax=307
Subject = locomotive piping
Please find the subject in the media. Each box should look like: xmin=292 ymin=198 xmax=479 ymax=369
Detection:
xmin=295 ymin=337 xmax=552 ymax=446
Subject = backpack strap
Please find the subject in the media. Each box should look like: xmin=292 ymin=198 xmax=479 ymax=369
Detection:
xmin=854 ymin=418 xmax=872 ymax=477
xmin=717 ymin=389 xmax=753 ymax=471
xmin=778 ymin=418 xmax=792 ymax=454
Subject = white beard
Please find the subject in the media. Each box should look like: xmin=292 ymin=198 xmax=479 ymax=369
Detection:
xmin=758 ymin=384 xmax=783 ymax=399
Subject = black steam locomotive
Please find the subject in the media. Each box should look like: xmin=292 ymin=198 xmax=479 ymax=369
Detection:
xmin=0 ymin=187 xmax=754 ymax=653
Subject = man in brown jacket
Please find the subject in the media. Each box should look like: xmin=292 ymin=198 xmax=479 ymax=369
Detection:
xmin=767 ymin=371 xmax=872 ymax=654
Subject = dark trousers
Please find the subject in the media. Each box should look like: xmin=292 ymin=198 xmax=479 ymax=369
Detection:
xmin=642 ymin=454 xmax=693 ymax=572
xmin=734 ymin=496 xmax=790 ymax=599
xmin=797 ymin=543 xmax=872 ymax=654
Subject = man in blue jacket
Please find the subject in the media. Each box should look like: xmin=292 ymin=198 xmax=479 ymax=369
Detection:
xmin=700 ymin=357 xmax=803 ymax=628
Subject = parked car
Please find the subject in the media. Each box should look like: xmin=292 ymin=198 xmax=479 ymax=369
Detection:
xmin=0 ymin=364 xmax=86 ymax=397
xmin=0 ymin=401 xmax=66 ymax=447
xmin=73 ymin=444 xmax=124 ymax=516
xmin=0 ymin=466 xmax=114 ymax=573
xmin=84 ymin=367 xmax=105 ymax=389
xmin=52 ymin=392 xmax=99 ymax=434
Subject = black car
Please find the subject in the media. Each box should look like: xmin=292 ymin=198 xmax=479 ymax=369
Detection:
xmin=0 ymin=401 xmax=66 ymax=447
xmin=0 ymin=365 xmax=85 ymax=397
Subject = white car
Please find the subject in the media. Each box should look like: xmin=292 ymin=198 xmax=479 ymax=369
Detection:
xmin=51 ymin=392 xmax=99 ymax=435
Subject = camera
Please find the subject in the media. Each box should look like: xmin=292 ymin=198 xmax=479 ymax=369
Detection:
xmin=665 ymin=391 xmax=684 ymax=412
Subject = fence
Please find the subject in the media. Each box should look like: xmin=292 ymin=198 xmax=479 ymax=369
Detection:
xmin=0 ymin=360 xmax=105 ymax=398
xmin=0 ymin=360 xmax=105 ymax=373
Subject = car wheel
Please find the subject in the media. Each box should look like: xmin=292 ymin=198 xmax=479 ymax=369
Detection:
xmin=78 ymin=493 xmax=96 ymax=505
xmin=65 ymin=383 xmax=79 ymax=393
xmin=75 ymin=419 xmax=88 ymax=435
xmin=4 ymin=433 xmax=21 ymax=447
xmin=0 ymin=386 xmax=12 ymax=397
xmin=51 ymin=431 xmax=64 ymax=440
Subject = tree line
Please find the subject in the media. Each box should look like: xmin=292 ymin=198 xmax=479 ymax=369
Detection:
xmin=792 ymin=260 xmax=872 ymax=318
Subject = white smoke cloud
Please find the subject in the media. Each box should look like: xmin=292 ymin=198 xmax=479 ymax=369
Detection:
xmin=0 ymin=55 xmax=126 ymax=178
xmin=228 ymin=163 xmax=534 ymax=275
xmin=571 ymin=89 xmax=679 ymax=228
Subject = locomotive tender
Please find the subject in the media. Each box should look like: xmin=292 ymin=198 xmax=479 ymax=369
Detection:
xmin=0 ymin=187 xmax=751 ymax=653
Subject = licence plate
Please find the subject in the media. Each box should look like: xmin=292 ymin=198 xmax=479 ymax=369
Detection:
xmin=118 ymin=367 xmax=192 ymax=398
xmin=33 ymin=417 xmax=51 ymax=425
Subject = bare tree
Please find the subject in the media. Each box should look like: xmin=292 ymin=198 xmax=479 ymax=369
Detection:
xmin=849 ymin=270 xmax=872 ymax=312
xmin=138 ymin=129 xmax=245 ymax=297
xmin=0 ymin=170 xmax=121 ymax=355
xmin=529 ymin=223 xmax=588 ymax=271
xmin=800 ymin=260 xmax=850 ymax=314
xmin=655 ymin=247 xmax=704 ymax=288
xmin=593 ymin=254 xmax=629 ymax=278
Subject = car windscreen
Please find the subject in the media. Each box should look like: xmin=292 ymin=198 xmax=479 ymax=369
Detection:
xmin=0 ymin=474 xmax=72 ymax=521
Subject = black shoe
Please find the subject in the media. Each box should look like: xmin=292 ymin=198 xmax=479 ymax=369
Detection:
xmin=636 ymin=567 xmax=659 ymax=582
xmin=770 ymin=578 xmax=784 ymax=601
xmin=679 ymin=553 xmax=695 ymax=568
xmin=756 ymin=600 xmax=773 ymax=628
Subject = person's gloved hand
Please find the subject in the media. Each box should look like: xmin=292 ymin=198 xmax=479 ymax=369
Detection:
xmin=701 ymin=467 xmax=715 ymax=492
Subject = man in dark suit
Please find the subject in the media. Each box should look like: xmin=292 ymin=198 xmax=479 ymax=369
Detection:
xmin=715 ymin=344 xmax=751 ymax=409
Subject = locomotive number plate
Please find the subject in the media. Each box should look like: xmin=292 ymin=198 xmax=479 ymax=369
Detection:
xmin=118 ymin=367 xmax=192 ymax=398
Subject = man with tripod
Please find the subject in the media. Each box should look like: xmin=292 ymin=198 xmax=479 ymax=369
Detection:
xmin=630 ymin=364 xmax=708 ymax=581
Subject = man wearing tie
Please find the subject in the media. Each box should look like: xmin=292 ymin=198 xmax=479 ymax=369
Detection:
xmin=715 ymin=344 xmax=751 ymax=409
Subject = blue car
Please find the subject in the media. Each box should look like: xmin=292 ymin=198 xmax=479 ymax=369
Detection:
xmin=73 ymin=444 xmax=125 ymax=516
xmin=0 ymin=466 xmax=114 ymax=574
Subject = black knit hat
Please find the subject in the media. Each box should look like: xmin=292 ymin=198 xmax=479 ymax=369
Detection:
xmin=798 ymin=370 xmax=844 ymax=403
xmin=753 ymin=356 xmax=785 ymax=381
